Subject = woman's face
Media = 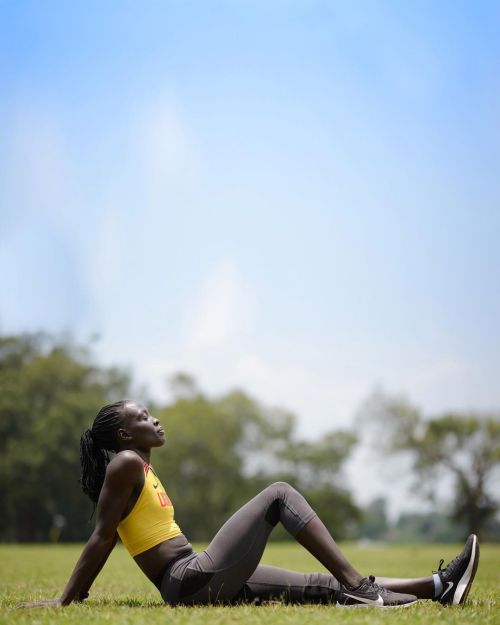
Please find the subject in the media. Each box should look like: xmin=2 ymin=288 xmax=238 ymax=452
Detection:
xmin=118 ymin=401 xmax=166 ymax=450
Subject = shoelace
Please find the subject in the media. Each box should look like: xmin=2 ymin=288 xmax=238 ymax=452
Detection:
xmin=434 ymin=553 xmax=460 ymax=577
xmin=357 ymin=575 xmax=388 ymax=595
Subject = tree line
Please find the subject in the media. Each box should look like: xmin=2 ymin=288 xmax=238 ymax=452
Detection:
xmin=0 ymin=333 xmax=498 ymax=543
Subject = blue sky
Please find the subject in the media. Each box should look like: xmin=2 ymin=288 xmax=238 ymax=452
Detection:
xmin=1 ymin=1 xmax=499 ymax=512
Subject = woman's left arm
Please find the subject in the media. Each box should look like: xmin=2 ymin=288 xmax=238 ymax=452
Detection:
xmin=18 ymin=453 xmax=142 ymax=608
xmin=17 ymin=530 xmax=119 ymax=608
xmin=73 ymin=533 xmax=118 ymax=601
xmin=58 ymin=454 xmax=141 ymax=605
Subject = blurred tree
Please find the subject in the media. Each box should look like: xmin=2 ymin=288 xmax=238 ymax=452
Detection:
xmin=0 ymin=334 xmax=361 ymax=542
xmin=168 ymin=372 xmax=200 ymax=400
xmin=389 ymin=511 xmax=465 ymax=543
xmin=361 ymin=392 xmax=500 ymax=539
xmin=153 ymin=392 xmax=249 ymax=540
xmin=0 ymin=333 xmax=130 ymax=541
xmin=154 ymin=382 xmax=360 ymax=541
xmin=356 ymin=497 xmax=389 ymax=540
xmin=272 ymin=430 xmax=361 ymax=538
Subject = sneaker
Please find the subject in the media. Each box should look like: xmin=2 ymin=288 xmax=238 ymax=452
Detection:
xmin=434 ymin=534 xmax=480 ymax=606
xmin=336 ymin=576 xmax=417 ymax=608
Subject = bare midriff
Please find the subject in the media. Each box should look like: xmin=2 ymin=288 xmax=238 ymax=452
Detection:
xmin=134 ymin=534 xmax=193 ymax=586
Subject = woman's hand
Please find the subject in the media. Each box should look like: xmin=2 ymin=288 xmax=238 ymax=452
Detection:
xmin=17 ymin=591 xmax=88 ymax=608
xmin=16 ymin=599 xmax=63 ymax=608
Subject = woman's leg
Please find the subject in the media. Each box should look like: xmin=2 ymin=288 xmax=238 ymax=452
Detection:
xmin=236 ymin=564 xmax=340 ymax=604
xmin=162 ymin=484 xmax=478 ymax=606
xmin=164 ymin=482 xmax=364 ymax=604
xmin=296 ymin=516 xmax=362 ymax=587
xmin=375 ymin=576 xmax=434 ymax=599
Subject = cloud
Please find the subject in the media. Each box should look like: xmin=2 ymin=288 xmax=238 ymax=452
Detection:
xmin=77 ymin=92 xmax=205 ymax=336
xmin=234 ymin=346 xmax=369 ymax=434
xmin=184 ymin=259 xmax=255 ymax=349
xmin=0 ymin=107 xmax=89 ymax=331
xmin=1 ymin=108 xmax=74 ymax=235
xmin=133 ymin=93 xmax=202 ymax=205
xmin=82 ymin=202 xmax=127 ymax=321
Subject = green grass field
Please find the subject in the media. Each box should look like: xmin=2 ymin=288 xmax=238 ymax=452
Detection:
xmin=1 ymin=542 xmax=498 ymax=625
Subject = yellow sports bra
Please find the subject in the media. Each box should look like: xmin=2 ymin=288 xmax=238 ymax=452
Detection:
xmin=117 ymin=463 xmax=182 ymax=556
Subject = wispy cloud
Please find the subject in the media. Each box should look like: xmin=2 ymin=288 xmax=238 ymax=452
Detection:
xmin=133 ymin=92 xmax=202 ymax=205
xmin=2 ymin=108 xmax=73 ymax=233
xmin=184 ymin=259 xmax=256 ymax=349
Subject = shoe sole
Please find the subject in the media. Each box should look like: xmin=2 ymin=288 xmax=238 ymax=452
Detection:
xmin=453 ymin=534 xmax=480 ymax=605
xmin=336 ymin=600 xmax=418 ymax=609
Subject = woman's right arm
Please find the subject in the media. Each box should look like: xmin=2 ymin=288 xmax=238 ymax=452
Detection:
xmin=19 ymin=452 xmax=144 ymax=608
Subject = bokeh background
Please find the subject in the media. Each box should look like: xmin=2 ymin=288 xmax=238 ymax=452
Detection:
xmin=1 ymin=1 xmax=499 ymax=543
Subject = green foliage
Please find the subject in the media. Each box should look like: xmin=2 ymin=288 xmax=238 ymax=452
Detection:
xmin=356 ymin=497 xmax=389 ymax=541
xmin=154 ymin=385 xmax=359 ymax=540
xmin=389 ymin=511 xmax=466 ymax=543
xmin=0 ymin=334 xmax=131 ymax=541
xmin=0 ymin=333 xmax=359 ymax=543
xmin=362 ymin=391 xmax=500 ymax=539
xmin=277 ymin=431 xmax=357 ymax=489
xmin=154 ymin=393 xmax=251 ymax=539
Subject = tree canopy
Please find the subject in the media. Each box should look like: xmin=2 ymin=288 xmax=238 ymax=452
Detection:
xmin=360 ymin=391 xmax=500 ymax=539
xmin=0 ymin=333 xmax=130 ymax=541
xmin=0 ymin=333 xmax=359 ymax=542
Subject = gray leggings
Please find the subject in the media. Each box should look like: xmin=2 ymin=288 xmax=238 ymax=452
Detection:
xmin=160 ymin=482 xmax=340 ymax=605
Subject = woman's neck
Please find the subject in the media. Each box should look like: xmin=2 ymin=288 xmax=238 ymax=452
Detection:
xmin=120 ymin=445 xmax=151 ymax=464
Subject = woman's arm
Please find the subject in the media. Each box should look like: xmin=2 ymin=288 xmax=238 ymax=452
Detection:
xmin=19 ymin=451 xmax=144 ymax=608
xmin=74 ymin=533 xmax=118 ymax=601
xmin=60 ymin=452 xmax=143 ymax=605
xmin=59 ymin=529 xmax=117 ymax=604
xmin=17 ymin=533 xmax=119 ymax=608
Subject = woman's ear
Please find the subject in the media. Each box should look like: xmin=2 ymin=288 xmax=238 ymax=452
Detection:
xmin=117 ymin=428 xmax=132 ymax=441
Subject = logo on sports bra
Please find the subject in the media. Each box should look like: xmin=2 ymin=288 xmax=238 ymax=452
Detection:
xmin=153 ymin=482 xmax=159 ymax=488
xmin=157 ymin=492 xmax=172 ymax=507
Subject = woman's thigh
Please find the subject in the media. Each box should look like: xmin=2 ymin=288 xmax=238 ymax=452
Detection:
xmin=164 ymin=483 xmax=316 ymax=604
xmin=200 ymin=481 xmax=315 ymax=570
xmin=176 ymin=488 xmax=278 ymax=603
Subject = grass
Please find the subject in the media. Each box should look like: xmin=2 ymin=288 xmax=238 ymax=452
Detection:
xmin=1 ymin=541 xmax=498 ymax=625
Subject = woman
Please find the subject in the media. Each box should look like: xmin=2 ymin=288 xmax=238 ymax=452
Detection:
xmin=23 ymin=400 xmax=480 ymax=608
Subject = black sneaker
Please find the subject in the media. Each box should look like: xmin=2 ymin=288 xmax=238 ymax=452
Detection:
xmin=434 ymin=534 xmax=480 ymax=606
xmin=336 ymin=576 xmax=417 ymax=608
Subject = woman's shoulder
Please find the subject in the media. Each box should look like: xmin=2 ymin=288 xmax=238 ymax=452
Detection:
xmin=106 ymin=450 xmax=145 ymax=479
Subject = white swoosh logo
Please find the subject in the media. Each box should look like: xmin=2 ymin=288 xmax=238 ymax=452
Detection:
xmin=441 ymin=582 xmax=454 ymax=599
xmin=343 ymin=592 xmax=384 ymax=606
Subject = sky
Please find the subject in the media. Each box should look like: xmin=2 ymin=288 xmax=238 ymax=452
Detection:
xmin=1 ymin=0 xmax=499 ymax=516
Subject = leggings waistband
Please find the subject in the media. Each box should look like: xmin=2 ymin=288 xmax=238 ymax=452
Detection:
xmin=160 ymin=551 xmax=199 ymax=603
xmin=153 ymin=546 xmax=195 ymax=590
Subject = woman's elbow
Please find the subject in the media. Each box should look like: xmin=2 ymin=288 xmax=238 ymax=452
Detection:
xmin=90 ymin=529 xmax=117 ymax=549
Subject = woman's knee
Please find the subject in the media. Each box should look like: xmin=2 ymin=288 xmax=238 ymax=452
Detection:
xmin=266 ymin=481 xmax=294 ymax=498
xmin=270 ymin=482 xmax=293 ymax=490
xmin=263 ymin=483 xmax=287 ymax=527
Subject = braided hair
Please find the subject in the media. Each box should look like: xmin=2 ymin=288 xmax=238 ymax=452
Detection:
xmin=80 ymin=400 xmax=130 ymax=505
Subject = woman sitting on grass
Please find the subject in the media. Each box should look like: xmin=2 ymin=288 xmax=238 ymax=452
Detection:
xmin=22 ymin=400 xmax=480 ymax=608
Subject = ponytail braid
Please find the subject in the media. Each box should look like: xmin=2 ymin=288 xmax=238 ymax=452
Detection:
xmin=79 ymin=400 xmax=129 ymax=505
